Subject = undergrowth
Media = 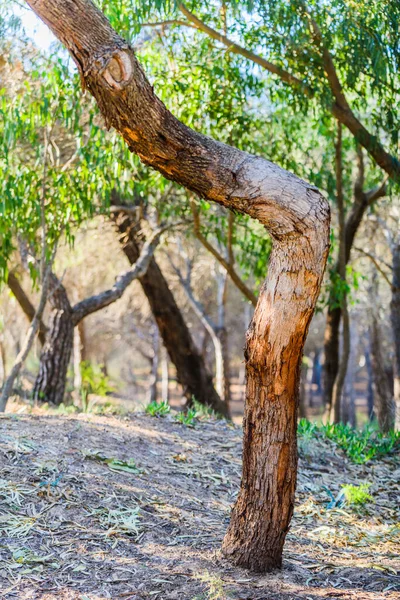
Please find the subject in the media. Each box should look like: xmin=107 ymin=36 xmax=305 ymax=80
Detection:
xmin=298 ymin=419 xmax=400 ymax=464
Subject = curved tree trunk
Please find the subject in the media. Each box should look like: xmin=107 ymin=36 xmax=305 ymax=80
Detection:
xmin=33 ymin=277 xmax=74 ymax=405
xmin=112 ymin=211 xmax=228 ymax=416
xmin=25 ymin=0 xmax=330 ymax=571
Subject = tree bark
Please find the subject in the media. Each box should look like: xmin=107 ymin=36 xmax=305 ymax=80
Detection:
xmin=390 ymin=241 xmax=400 ymax=430
xmin=148 ymin=325 xmax=159 ymax=404
xmin=342 ymin=320 xmax=358 ymax=427
xmin=161 ymin=345 xmax=169 ymax=403
xmin=329 ymin=124 xmax=350 ymax=424
xmin=216 ymin=267 xmax=232 ymax=407
xmin=111 ymin=211 xmax=229 ymax=417
xmin=323 ymin=155 xmax=386 ymax=412
xmin=25 ymin=0 xmax=330 ymax=571
xmin=33 ymin=275 xmax=74 ymax=405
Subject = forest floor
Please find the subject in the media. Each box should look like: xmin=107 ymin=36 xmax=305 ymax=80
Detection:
xmin=0 ymin=411 xmax=399 ymax=600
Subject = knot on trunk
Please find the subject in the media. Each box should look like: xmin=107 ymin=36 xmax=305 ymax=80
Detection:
xmin=86 ymin=48 xmax=133 ymax=91
xmin=102 ymin=50 xmax=133 ymax=90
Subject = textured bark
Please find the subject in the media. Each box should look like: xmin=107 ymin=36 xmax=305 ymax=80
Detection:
xmin=33 ymin=276 xmax=74 ymax=405
xmin=7 ymin=272 xmax=47 ymax=346
xmin=25 ymin=0 xmax=330 ymax=571
xmin=390 ymin=242 xmax=400 ymax=430
xmin=112 ymin=211 xmax=228 ymax=416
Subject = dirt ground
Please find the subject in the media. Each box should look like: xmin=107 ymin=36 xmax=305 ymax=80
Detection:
xmin=0 ymin=411 xmax=399 ymax=600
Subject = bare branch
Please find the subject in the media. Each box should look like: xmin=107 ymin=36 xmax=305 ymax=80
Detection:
xmin=71 ymin=225 xmax=166 ymax=323
xmin=190 ymin=201 xmax=257 ymax=306
xmin=354 ymin=246 xmax=392 ymax=286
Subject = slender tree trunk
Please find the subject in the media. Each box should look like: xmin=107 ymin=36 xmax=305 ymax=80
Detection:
xmin=148 ymin=326 xmax=159 ymax=404
xmin=369 ymin=275 xmax=395 ymax=432
xmin=73 ymin=321 xmax=86 ymax=393
xmin=329 ymin=124 xmax=350 ymax=424
xmin=111 ymin=211 xmax=228 ymax=417
xmin=25 ymin=0 xmax=330 ymax=570
xmin=33 ymin=276 xmax=74 ymax=405
xmin=299 ymin=362 xmax=307 ymax=419
xmin=0 ymin=339 xmax=6 ymax=384
xmin=364 ymin=342 xmax=375 ymax=421
xmin=216 ymin=267 xmax=231 ymax=407
xmin=343 ymin=320 xmax=358 ymax=427
xmin=0 ymin=263 xmax=53 ymax=411
xmin=390 ymin=241 xmax=400 ymax=430
xmin=323 ymin=149 xmax=385 ymax=412
xmin=161 ymin=345 xmax=169 ymax=403
xmin=7 ymin=272 xmax=48 ymax=345
xmin=323 ymin=307 xmax=341 ymax=410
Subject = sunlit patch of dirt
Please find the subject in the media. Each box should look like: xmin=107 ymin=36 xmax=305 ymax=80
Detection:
xmin=0 ymin=412 xmax=399 ymax=599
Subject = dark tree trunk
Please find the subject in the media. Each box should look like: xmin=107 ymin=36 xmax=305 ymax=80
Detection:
xmin=364 ymin=342 xmax=375 ymax=421
xmin=323 ymin=160 xmax=385 ymax=412
xmin=33 ymin=277 xmax=74 ymax=405
xmin=25 ymin=0 xmax=330 ymax=571
xmin=299 ymin=362 xmax=307 ymax=419
xmin=111 ymin=211 xmax=229 ymax=417
xmin=390 ymin=242 xmax=400 ymax=430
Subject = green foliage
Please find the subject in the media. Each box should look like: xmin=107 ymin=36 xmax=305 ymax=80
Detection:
xmin=175 ymin=408 xmax=197 ymax=427
xmin=342 ymin=483 xmax=373 ymax=506
xmin=80 ymin=361 xmax=114 ymax=397
xmin=298 ymin=419 xmax=400 ymax=464
xmin=145 ymin=400 xmax=171 ymax=417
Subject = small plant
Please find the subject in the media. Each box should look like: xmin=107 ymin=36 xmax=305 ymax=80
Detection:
xmin=145 ymin=400 xmax=171 ymax=417
xmin=297 ymin=419 xmax=400 ymax=464
xmin=175 ymin=408 xmax=197 ymax=427
xmin=196 ymin=571 xmax=227 ymax=600
xmin=342 ymin=483 xmax=373 ymax=506
xmin=79 ymin=361 xmax=115 ymax=413
xmin=192 ymin=398 xmax=221 ymax=420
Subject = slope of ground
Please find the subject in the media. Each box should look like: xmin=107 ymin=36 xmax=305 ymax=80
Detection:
xmin=0 ymin=412 xmax=399 ymax=600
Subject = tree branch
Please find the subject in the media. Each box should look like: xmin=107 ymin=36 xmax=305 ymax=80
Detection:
xmin=178 ymin=3 xmax=310 ymax=95
xmin=190 ymin=201 xmax=257 ymax=306
xmin=354 ymin=246 xmax=392 ymax=286
xmin=7 ymin=272 xmax=47 ymax=345
xmin=71 ymin=226 xmax=165 ymax=324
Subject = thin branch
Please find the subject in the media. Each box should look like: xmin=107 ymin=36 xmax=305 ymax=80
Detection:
xmin=7 ymin=272 xmax=48 ymax=345
xmin=190 ymin=200 xmax=257 ymax=306
xmin=168 ymin=253 xmax=218 ymax=340
xmin=177 ymin=3 xmax=310 ymax=95
xmin=354 ymin=247 xmax=392 ymax=286
xmin=71 ymin=225 xmax=167 ymax=324
xmin=365 ymin=177 xmax=389 ymax=206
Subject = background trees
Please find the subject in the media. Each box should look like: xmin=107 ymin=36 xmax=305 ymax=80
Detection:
xmin=0 ymin=0 xmax=399 ymax=576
